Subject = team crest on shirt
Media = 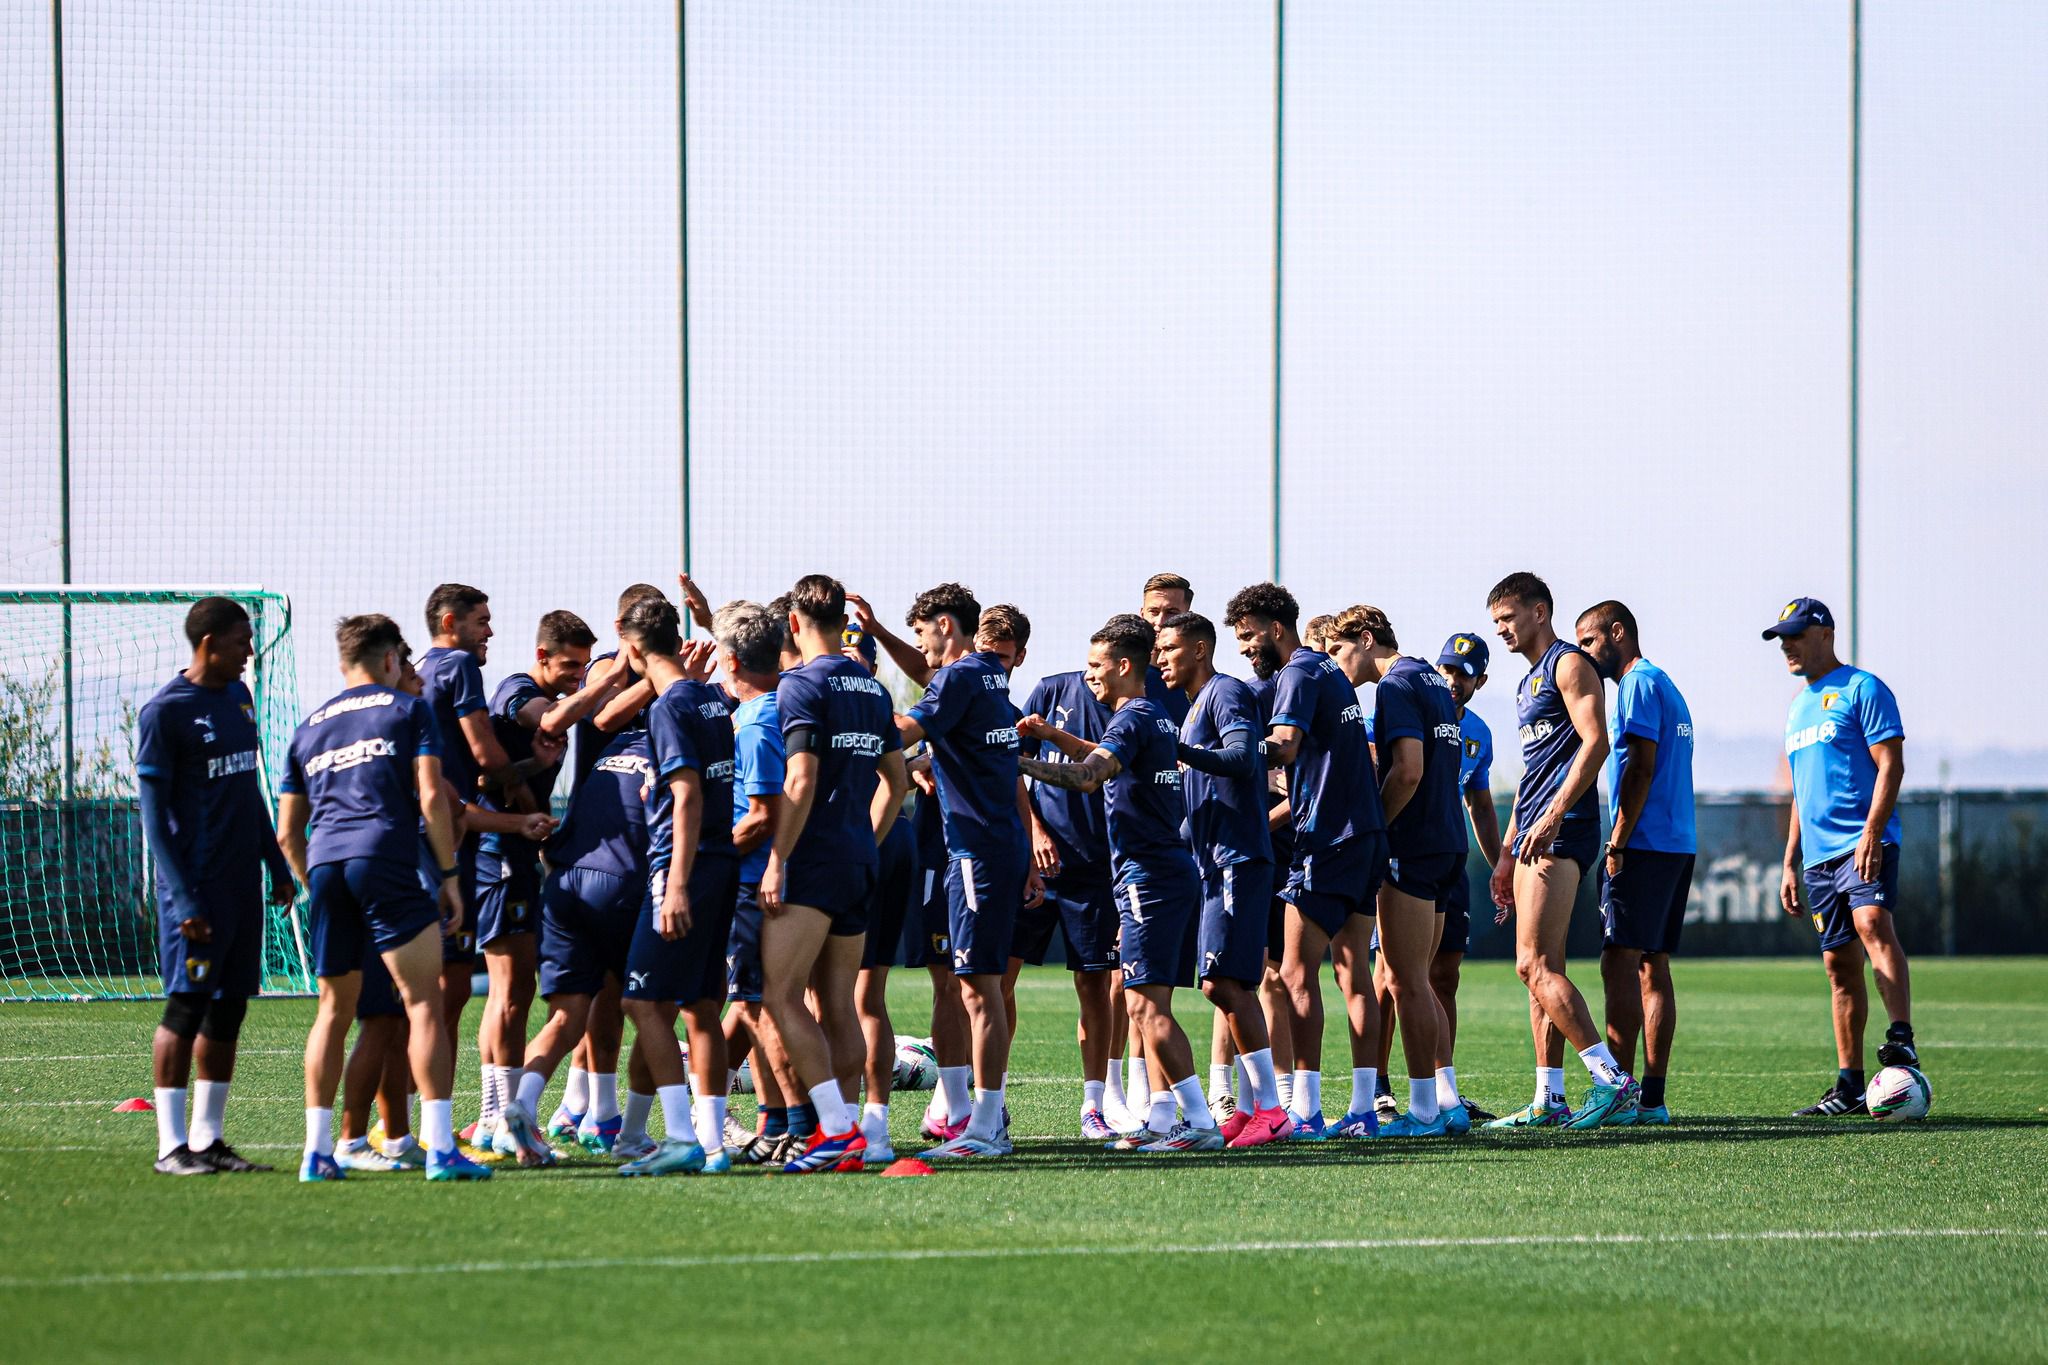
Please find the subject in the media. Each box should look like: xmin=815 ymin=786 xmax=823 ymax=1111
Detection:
xmin=510 ymin=899 xmax=529 ymax=924
xmin=241 ymin=703 xmax=255 ymax=722
xmin=1780 ymin=601 xmax=1801 ymax=622
xmin=1821 ymin=691 xmax=1841 ymax=710
xmin=1465 ymin=739 xmax=1481 ymax=759
xmin=1527 ymin=676 xmax=1546 ymax=697
xmin=188 ymin=957 xmax=211 ymax=984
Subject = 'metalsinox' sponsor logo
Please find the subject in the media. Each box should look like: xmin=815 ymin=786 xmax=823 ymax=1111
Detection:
xmin=305 ymin=737 xmax=397 ymax=775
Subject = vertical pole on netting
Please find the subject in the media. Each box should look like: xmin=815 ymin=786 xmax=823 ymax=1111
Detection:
xmin=1846 ymin=0 xmax=1863 ymax=661
xmin=676 ymin=0 xmax=694 ymax=633
xmin=1269 ymin=0 xmax=1285 ymax=584
xmin=51 ymin=0 xmax=76 ymax=805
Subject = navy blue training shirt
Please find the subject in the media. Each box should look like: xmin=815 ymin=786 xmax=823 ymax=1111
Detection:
xmin=1021 ymin=670 xmax=1111 ymax=869
xmin=547 ymin=730 xmax=651 ymax=881
xmin=1248 ymin=674 xmax=1294 ymax=872
xmin=1267 ymin=647 xmax=1383 ymax=854
xmin=281 ymin=684 xmax=442 ymax=868
xmin=776 ymin=653 xmax=900 ymax=871
xmin=134 ymin=674 xmax=276 ymax=897
xmin=1373 ymin=656 xmax=1466 ymax=857
xmin=570 ymin=649 xmax=648 ymax=795
xmin=1179 ymin=674 xmax=1274 ymax=874
xmin=645 ymin=678 xmax=737 ymax=874
xmin=1094 ymin=696 xmax=1195 ymax=886
xmin=1512 ymin=638 xmax=1602 ymax=842
xmin=906 ymin=651 xmax=1023 ymax=860
xmin=477 ymin=672 xmax=561 ymax=863
xmin=417 ymin=645 xmax=486 ymax=804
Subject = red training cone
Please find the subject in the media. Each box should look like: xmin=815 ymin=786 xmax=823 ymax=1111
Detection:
xmin=880 ymin=1158 xmax=933 ymax=1177
xmin=113 ymin=1097 xmax=154 ymax=1113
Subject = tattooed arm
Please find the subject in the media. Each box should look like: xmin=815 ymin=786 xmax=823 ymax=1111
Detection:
xmin=1017 ymin=749 xmax=1121 ymax=795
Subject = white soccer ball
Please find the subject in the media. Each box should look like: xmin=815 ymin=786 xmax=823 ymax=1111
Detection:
xmin=892 ymin=1035 xmax=938 ymax=1091
xmin=1867 ymin=1065 xmax=1931 ymax=1121
xmin=728 ymin=1057 xmax=754 ymax=1095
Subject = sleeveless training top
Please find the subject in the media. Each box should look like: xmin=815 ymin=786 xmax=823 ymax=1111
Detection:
xmin=1511 ymin=638 xmax=1600 ymax=840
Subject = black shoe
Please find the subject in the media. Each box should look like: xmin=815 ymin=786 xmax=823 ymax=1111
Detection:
xmin=1877 ymin=1029 xmax=1919 ymax=1069
xmin=1793 ymin=1084 xmax=1868 ymax=1117
xmin=153 ymin=1144 xmax=219 ymax=1176
xmin=195 ymin=1139 xmax=273 ymax=1173
xmin=1461 ymin=1100 xmax=1499 ymax=1124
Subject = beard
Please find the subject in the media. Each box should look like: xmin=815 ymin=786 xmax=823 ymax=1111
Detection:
xmin=1248 ymin=639 xmax=1283 ymax=680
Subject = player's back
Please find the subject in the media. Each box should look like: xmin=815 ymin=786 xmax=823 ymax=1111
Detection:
xmin=417 ymin=645 xmax=486 ymax=803
xmin=548 ymin=730 xmax=651 ymax=879
xmin=645 ymin=678 xmax=738 ymax=871
xmin=1374 ymin=657 xmax=1465 ymax=855
xmin=776 ymin=653 xmax=897 ymax=870
xmin=1272 ymin=647 xmax=1382 ymax=853
xmin=287 ymin=684 xmax=437 ymax=869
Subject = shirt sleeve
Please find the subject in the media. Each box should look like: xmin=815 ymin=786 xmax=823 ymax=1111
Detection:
xmin=1020 ymin=680 xmax=1051 ymax=760
xmin=776 ymin=673 xmax=820 ymax=737
xmin=134 ymin=699 xmax=173 ymax=780
xmin=453 ymin=657 xmax=487 ymax=718
xmin=279 ymin=738 xmax=306 ymax=795
xmin=495 ymin=676 xmax=544 ymax=726
xmin=1097 ymin=707 xmax=1141 ymax=767
xmin=1855 ymin=675 xmax=1905 ymax=746
xmin=905 ymin=667 xmax=967 ymax=740
xmin=651 ymin=701 xmax=699 ymax=781
xmin=1617 ymin=671 xmax=1662 ymax=744
xmin=1374 ymin=675 xmax=1425 ymax=745
xmin=1268 ymin=663 xmax=1311 ymax=731
xmin=1464 ymin=720 xmax=1492 ymax=794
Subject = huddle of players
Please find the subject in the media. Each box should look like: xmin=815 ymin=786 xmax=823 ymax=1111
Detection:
xmin=136 ymin=566 xmax=1919 ymax=1177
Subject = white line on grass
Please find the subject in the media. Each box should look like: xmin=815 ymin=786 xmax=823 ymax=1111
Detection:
xmin=0 ymin=1049 xmax=298 ymax=1064
xmin=1 ymin=1227 xmax=2041 ymax=1291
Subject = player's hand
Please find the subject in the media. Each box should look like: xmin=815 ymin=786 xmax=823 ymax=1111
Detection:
xmin=530 ymin=729 xmax=567 ymax=766
xmin=178 ymin=914 xmax=213 ymax=944
xmin=507 ymin=782 xmax=540 ymax=816
xmin=845 ymin=594 xmax=878 ymax=634
xmin=1493 ymin=901 xmax=1512 ymax=927
xmin=438 ymin=881 xmax=465 ymax=936
xmin=520 ymin=813 xmax=557 ymax=843
xmin=1780 ymin=863 xmax=1802 ymax=916
xmin=1030 ymin=824 xmax=1062 ymax=877
xmin=658 ymin=888 xmax=692 ymax=941
xmin=758 ymin=856 xmax=786 ymax=917
xmin=676 ymin=571 xmax=714 ymax=631
xmin=680 ymin=638 xmax=718 ymax=683
xmin=910 ymin=765 xmax=937 ymax=799
xmin=1489 ymin=852 xmax=1513 ymax=912
xmin=1023 ymin=867 xmax=1046 ymax=910
xmin=1604 ymin=846 xmax=1625 ymax=880
xmin=268 ymin=874 xmax=296 ymax=907
xmin=1854 ymin=826 xmax=1884 ymax=884
xmin=1016 ymin=713 xmax=1049 ymax=740
xmin=1518 ymin=808 xmax=1562 ymax=864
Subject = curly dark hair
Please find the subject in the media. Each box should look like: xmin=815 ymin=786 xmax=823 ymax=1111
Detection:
xmin=907 ymin=582 xmax=981 ymax=637
xmin=1222 ymin=582 xmax=1299 ymax=630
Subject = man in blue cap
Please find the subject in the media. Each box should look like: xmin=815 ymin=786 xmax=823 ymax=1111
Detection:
xmin=1764 ymin=597 xmax=1916 ymax=1117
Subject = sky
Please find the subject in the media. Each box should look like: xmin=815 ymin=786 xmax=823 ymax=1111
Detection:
xmin=3 ymin=1 xmax=2044 ymax=791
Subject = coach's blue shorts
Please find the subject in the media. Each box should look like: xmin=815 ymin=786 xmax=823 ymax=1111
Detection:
xmin=784 ymin=859 xmax=875 ymax=938
xmin=157 ymin=867 xmax=264 ymax=998
xmin=1117 ymin=864 xmax=1200 ymax=990
xmin=862 ymin=817 xmax=921 ymax=970
xmin=1198 ymin=859 xmax=1272 ymax=987
xmin=310 ymin=856 xmax=440 ymax=979
xmin=1440 ymin=864 xmax=1473 ymax=955
xmin=1385 ymin=849 xmax=1465 ymax=905
xmin=1012 ymin=862 xmax=1119 ymax=972
xmin=948 ymin=845 xmax=1025 ymax=977
xmin=538 ymin=865 xmax=637 ymax=998
xmin=726 ymin=882 xmax=764 ymax=1003
xmin=1600 ymin=848 xmax=1697 ymax=955
xmin=1802 ymin=844 xmax=1899 ymax=954
xmin=474 ymin=849 xmax=541 ymax=948
xmin=626 ymin=854 xmax=739 ymax=1004
xmin=1282 ymin=832 xmax=1387 ymax=939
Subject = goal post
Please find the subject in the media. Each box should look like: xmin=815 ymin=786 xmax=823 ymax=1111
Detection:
xmin=0 ymin=586 xmax=310 ymax=1000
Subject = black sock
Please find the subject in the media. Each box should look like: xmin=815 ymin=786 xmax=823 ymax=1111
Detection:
xmin=1839 ymin=1067 xmax=1865 ymax=1097
xmin=1887 ymin=1020 xmax=1914 ymax=1042
xmin=1639 ymin=1075 xmax=1666 ymax=1109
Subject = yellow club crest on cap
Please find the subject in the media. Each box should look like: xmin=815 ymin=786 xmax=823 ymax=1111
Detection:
xmin=1454 ymin=636 xmax=1473 ymax=655
xmin=1779 ymin=601 xmax=1801 ymax=622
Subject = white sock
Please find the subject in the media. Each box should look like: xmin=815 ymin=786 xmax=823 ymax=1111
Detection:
xmin=658 ymin=1084 xmax=694 ymax=1142
xmin=1104 ymin=1058 xmax=1127 ymax=1110
xmin=154 ymin=1087 xmax=189 ymax=1158
xmin=621 ymin=1090 xmax=654 ymax=1142
xmin=422 ymin=1098 xmax=455 ymax=1154
xmin=339 ymin=1135 xmax=369 ymax=1154
xmin=1435 ymin=1066 xmax=1461 ymax=1110
xmin=381 ymin=1131 xmax=417 ymax=1159
xmin=305 ymin=1106 xmax=334 ymax=1158
xmin=478 ymin=1064 xmax=500 ymax=1124
xmin=515 ymin=1068 xmax=547 ymax=1117
xmin=1130 ymin=1056 xmax=1150 ymax=1102
xmin=694 ymin=1094 xmax=728 ymax=1153
xmin=592 ymin=1072 xmax=621 ymax=1123
xmin=808 ymin=1079 xmax=851 ymax=1135
xmin=968 ymin=1086 xmax=1006 ymax=1140
xmin=1148 ymin=1090 xmax=1175 ymax=1133
xmin=938 ymin=1066 xmax=971 ymax=1124
xmin=1242 ymin=1047 xmax=1280 ymax=1111
xmin=189 ymin=1079 xmax=229 ymax=1151
xmin=1537 ymin=1067 xmax=1567 ymax=1107
xmin=860 ymin=1101 xmax=890 ymax=1150
xmin=1579 ymin=1042 xmax=1625 ymax=1085
xmin=1409 ymin=1076 xmax=1440 ymax=1123
xmin=1084 ymin=1079 xmax=1106 ymax=1115
xmin=1276 ymin=1071 xmax=1294 ymax=1111
xmin=1289 ymin=1069 xmax=1320 ymax=1119
xmin=1235 ymin=1056 xmax=1252 ymax=1103
xmin=1209 ymin=1063 xmax=1233 ymax=1099
xmin=563 ymin=1064 xmax=590 ymax=1114
xmin=1352 ymin=1068 xmax=1378 ymax=1117
xmin=1174 ymin=1076 xmax=1216 ymax=1129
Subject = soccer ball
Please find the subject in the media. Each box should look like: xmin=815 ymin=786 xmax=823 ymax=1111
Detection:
xmin=892 ymin=1035 xmax=939 ymax=1091
xmin=1867 ymin=1065 xmax=1931 ymax=1121
xmin=729 ymin=1057 xmax=754 ymax=1095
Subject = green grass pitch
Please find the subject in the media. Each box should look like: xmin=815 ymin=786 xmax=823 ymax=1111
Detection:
xmin=2 ymin=957 xmax=2044 ymax=1362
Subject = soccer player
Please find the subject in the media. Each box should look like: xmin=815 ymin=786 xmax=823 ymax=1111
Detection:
xmin=136 ymin=596 xmax=296 ymax=1175
xmin=472 ymin=611 xmax=589 ymax=1159
xmin=1425 ymin=633 xmax=1504 ymax=1122
xmin=1485 ymin=571 xmax=1640 ymax=1129
xmin=1576 ymin=601 xmax=1695 ymax=1126
xmin=612 ymin=597 xmax=742 ymax=1175
xmin=278 ymin=614 xmax=491 ymax=1181
xmin=893 ymin=584 xmax=1031 ymax=1160
xmin=1138 ymin=573 xmax=1195 ymax=726
xmin=1224 ymin=583 xmax=1385 ymax=1139
xmin=1019 ymin=616 xmax=1220 ymax=1150
xmin=761 ymin=576 xmax=908 ymax=1173
xmin=1763 ymin=597 xmax=1917 ymax=1116
xmin=1155 ymin=612 xmax=1289 ymax=1147
xmin=1325 ymin=606 xmax=1466 ymax=1137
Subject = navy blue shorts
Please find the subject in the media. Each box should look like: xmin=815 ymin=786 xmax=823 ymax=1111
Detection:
xmin=538 ymin=865 xmax=638 ymax=998
xmin=1802 ymin=845 xmax=1899 ymax=953
xmin=726 ymin=881 xmax=764 ymax=1003
xmin=1198 ymin=860 xmax=1272 ymax=986
xmin=1118 ymin=868 xmax=1200 ymax=989
xmin=784 ymin=858 xmax=875 ymax=938
xmin=626 ymin=855 xmax=739 ymax=1003
xmin=948 ymin=846 xmax=1025 ymax=976
xmin=1012 ymin=863 xmax=1119 ymax=972
xmin=901 ymin=861 xmax=950 ymax=969
xmin=1600 ymin=848 xmax=1697 ymax=954
xmin=356 ymin=946 xmax=404 ymax=1019
xmin=474 ymin=849 xmax=541 ymax=948
xmin=1514 ymin=821 xmax=1600 ymax=875
xmin=862 ymin=818 xmax=921 ymax=969
xmin=427 ymin=840 xmax=480 ymax=965
xmin=157 ymin=868 xmax=264 ymax=998
xmin=1282 ymin=832 xmax=1388 ymax=938
xmin=1385 ymin=849 xmax=1465 ymax=904
xmin=1439 ymin=864 xmax=1472 ymax=955
xmin=309 ymin=856 xmax=441 ymax=978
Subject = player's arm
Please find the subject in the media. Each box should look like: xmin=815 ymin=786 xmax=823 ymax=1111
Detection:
xmin=872 ymin=751 xmax=909 ymax=847
xmin=1017 ymin=714 xmax=1093 ymax=763
xmin=733 ymin=792 xmax=780 ymax=855
xmin=848 ymin=594 xmax=933 ymax=686
xmin=676 ymin=570 xmax=716 ymax=634
xmin=539 ymin=657 xmax=628 ymax=741
xmin=1176 ymin=727 xmax=1261 ymax=781
xmin=1378 ymin=736 xmax=1424 ymax=825
xmin=1464 ymin=788 xmax=1503 ymax=869
xmin=275 ymin=792 xmax=312 ymax=890
xmin=137 ymin=773 xmax=209 ymax=940
xmin=1779 ymin=804 xmax=1804 ymax=915
xmin=594 ymin=678 xmax=656 ymax=735
xmin=1018 ymin=749 xmax=1120 ymax=795
xmin=1263 ymin=723 xmax=1304 ymax=768
xmin=1606 ymin=735 xmax=1658 ymax=877
xmin=658 ymin=769 xmax=702 ymax=940
xmin=417 ymin=754 xmax=465 ymax=933
xmin=1858 ymin=737 xmax=1904 ymax=883
xmin=459 ymin=804 xmax=556 ymax=841
xmin=1517 ymin=653 xmax=1609 ymax=864
xmin=1491 ymin=808 xmax=1520 ymax=912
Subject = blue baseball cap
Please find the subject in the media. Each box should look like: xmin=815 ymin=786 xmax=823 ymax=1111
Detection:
xmin=1437 ymin=632 xmax=1489 ymax=677
xmin=1762 ymin=597 xmax=1834 ymax=640
xmin=841 ymin=624 xmax=878 ymax=668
